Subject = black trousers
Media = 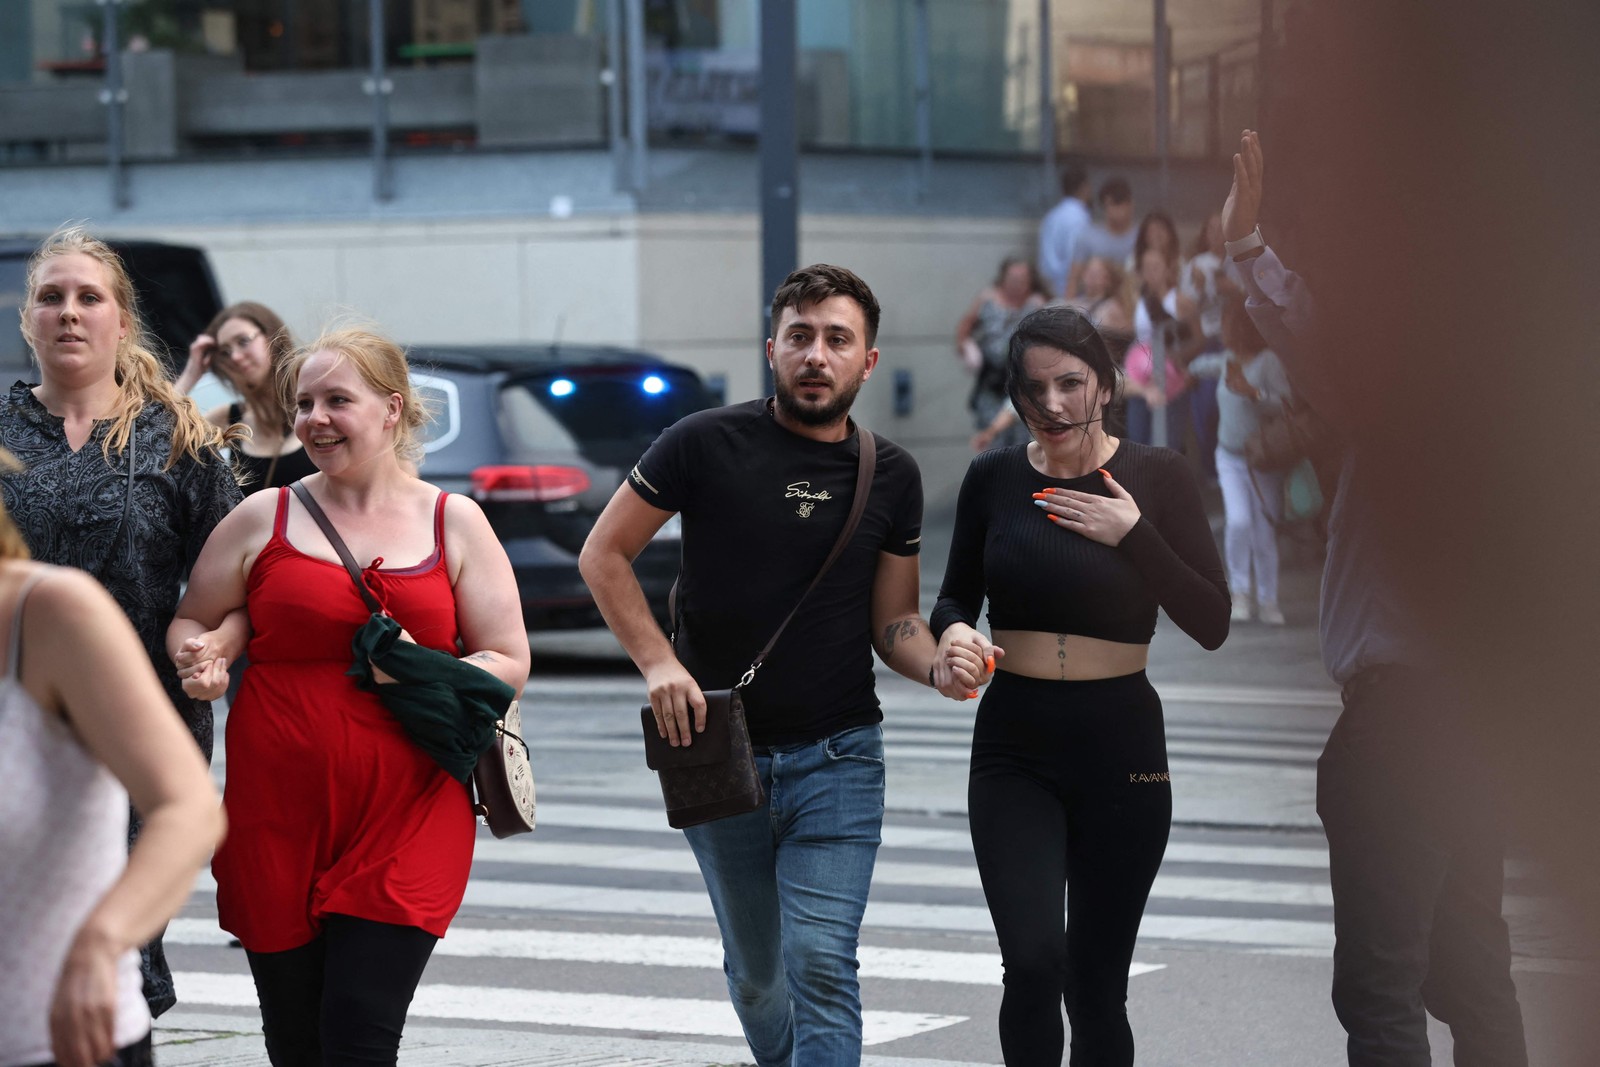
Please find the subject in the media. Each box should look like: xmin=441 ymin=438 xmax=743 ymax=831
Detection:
xmin=968 ymin=671 xmax=1172 ymax=1067
xmin=245 ymin=914 xmax=438 ymax=1066
xmin=1317 ymin=667 xmax=1528 ymax=1067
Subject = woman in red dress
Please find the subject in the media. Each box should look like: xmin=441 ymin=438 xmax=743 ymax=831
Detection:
xmin=168 ymin=327 xmax=530 ymax=1064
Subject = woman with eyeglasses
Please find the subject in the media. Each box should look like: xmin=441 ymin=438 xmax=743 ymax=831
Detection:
xmin=0 ymin=226 xmax=243 ymax=1019
xmin=177 ymin=302 xmax=317 ymax=489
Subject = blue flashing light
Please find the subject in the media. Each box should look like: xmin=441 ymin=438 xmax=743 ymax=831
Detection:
xmin=548 ymin=378 xmax=576 ymax=398
xmin=641 ymin=374 xmax=668 ymax=395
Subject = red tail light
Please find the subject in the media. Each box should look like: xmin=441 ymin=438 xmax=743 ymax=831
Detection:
xmin=470 ymin=465 xmax=591 ymax=502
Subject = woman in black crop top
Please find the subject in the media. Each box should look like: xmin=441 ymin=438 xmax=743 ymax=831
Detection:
xmin=930 ymin=305 xmax=1229 ymax=1066
xmin=176 ymin=301 xmax=317 ymax=491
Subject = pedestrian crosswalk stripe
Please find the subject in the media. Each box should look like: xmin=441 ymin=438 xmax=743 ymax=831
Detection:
xmin=163 ymin=920 xmax=1166 ymax=984
xmin=527 ymin=679 xmax=1341 ymax=709
xmin=534 ymin=736 xmax=1323 ymax=767
xmin=167 ymin=972 xmax=966 ymax=1044
xmin=466 ymin=839 xmax=1336 ymax=906
xmin=493 ymin=803 xmax=1334 ymax=867
xmin=447 ymin=880 xmax=1336 ymax=950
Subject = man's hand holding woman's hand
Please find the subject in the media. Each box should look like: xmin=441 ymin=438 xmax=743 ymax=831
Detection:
xmin=933 ymin=623 xmax=1003 ymax=701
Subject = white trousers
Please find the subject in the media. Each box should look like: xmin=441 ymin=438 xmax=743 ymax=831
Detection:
xmin=1215 ymin=446 xmax=1282 ymax=606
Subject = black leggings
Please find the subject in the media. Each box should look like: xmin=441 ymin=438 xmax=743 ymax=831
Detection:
xmin=245 ymin=914 xmax=438 ymax=1066
xmin=968 ymin=670 xmax=1172 ymax=1067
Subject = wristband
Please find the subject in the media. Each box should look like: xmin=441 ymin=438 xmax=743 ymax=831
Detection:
xmin=1224 ymin=225 xmax=1264 ymax=260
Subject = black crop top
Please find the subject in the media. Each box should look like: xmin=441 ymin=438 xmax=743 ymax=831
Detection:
xmin=930 ymin=441 xmax=1230 ymax=650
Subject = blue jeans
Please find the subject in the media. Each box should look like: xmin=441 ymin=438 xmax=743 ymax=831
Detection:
xmin=683 ymin=723 xmax=886 ymax=1067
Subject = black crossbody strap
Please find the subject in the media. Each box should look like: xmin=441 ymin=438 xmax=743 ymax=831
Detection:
xmin=289 ymin=481 xmax=385 ymax=616
xmin=738 ymin=425 xmax=876 ymax=686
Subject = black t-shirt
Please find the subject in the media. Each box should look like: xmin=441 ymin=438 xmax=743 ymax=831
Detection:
xmin=627 ymin=399 xmax=923 ymax=746
xmin=931 ymin=440 xmax=1229 ymax=650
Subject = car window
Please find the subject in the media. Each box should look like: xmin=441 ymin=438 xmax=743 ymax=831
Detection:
xmin=500 ymin=367 xmax=709 ymax=459
xmin=0 ymin=255 xmax=30 ymax=382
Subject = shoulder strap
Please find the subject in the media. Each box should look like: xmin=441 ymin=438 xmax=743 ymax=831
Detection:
xmin=289 ymin=481 xmax=385 ymax=616
xmin=5 ymin=567 xmax=51 ymax=683
xmin=738 ymin=425 xmax=876 ymax=687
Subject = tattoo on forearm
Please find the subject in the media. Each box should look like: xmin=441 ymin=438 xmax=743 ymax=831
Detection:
xmin=464 ymin=651 xmax=497 ymax=666
xmin=882 ymin=618 xmax=920 ymax=657
xmin=1057 ymin=633 xmax=1068 ymax=680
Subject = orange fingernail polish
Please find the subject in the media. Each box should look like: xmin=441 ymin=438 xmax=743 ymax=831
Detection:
xmin=967 ymin=691 xmax=979 ymax=699
xmin=986 ymin=655 xmax=996 ymax=672
xmin=1098 ymin=468 xmax=1111 ymax=477
xmin=1031 ymin=492 xmax=1050 ymax=500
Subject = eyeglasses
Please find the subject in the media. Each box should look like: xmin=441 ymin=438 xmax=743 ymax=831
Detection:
xmin=215 ymin=331 xmax=261 ymax=359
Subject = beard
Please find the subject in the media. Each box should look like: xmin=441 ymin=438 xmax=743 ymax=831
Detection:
xmin=773 ymin=369 xmax=864 ymax=427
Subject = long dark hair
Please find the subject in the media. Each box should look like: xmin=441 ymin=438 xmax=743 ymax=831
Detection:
xmin=1004 ymin=305 xmax=1123 ymax=438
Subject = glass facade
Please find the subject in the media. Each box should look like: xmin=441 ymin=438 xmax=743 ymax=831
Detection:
xmin=0 ymin=0 xmax=1284 ymax=165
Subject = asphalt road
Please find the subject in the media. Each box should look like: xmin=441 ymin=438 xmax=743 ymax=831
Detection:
xmin=154 ymin=624 xmax=1591 ymax=1065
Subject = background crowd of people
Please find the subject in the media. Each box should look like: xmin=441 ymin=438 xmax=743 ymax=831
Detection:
xmin=958 ymin=172 xmax=1309 ymax=627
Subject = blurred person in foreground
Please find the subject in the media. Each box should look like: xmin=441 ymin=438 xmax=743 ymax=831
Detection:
xmin=175 ymin=301 xmax=317 ymax=491
xmin=933 ymin=305 xmax=1229 ymax=1065
xmin=957 ymin=256 xmax=1049 ymax=452
xmin=1063 ymin=177 xmax=1137 ymax=302
xmin=0 ymin=227 xmax=243 ymax=1017
xmin=168 ymin=328 xmax=530 ymax=1063
xmin=1259 ymin=2 xmax=1599 ymax=1059
xmin=580 ymin=265 xmax=988 ymax=1066
xmin=1186 ymin=295 xmax=1294 ymax=626
xmin=0 ymin=452 xmax=224 ymax=1067
xmin=1223 ymin=129 xmax=1527 ymax=1065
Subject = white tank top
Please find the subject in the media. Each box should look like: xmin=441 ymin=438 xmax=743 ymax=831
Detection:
xmin=0 ymin=568 xmax=151 ymax=1065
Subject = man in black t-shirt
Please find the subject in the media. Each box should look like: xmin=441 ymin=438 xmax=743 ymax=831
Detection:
xmin=580 ymin=265 xmax=988 ymax=1065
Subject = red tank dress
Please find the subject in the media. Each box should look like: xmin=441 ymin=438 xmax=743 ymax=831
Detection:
xmin=213 ymin=487 xmax=474 ymax=952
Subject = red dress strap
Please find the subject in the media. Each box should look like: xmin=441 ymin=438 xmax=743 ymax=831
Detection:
xmin=433 ymin=491 xmax=449 ymax=555
xmin=273 ymin=485 xmax=292 ymax=538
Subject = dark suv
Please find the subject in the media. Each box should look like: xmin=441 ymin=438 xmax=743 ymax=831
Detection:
xmin=0 ymin=236 xmax=224 ymax=382
xmin=409 ymin=345 xmax=713 ymax=630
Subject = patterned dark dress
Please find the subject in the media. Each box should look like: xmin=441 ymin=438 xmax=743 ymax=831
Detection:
xmin=0 ymin=380 xmax=242 ymax=1016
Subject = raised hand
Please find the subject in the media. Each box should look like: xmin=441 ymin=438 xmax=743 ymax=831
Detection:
xmin=1222 ymin=129 xmax=1264 ymax=243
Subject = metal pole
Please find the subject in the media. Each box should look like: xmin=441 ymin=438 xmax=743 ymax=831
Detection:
xmin=1038 ymin=0 xmax=1056 ymax=199
xmin=606 ymin=0 xmax=627 ymax=190
xmin=99 ymin=0 xmax=129 ymax=209
xmin=913 ymin=0 xmax=932 ymax=201
xmin=758 ymin=0 xmax=798 ymax=391
xmin=625 ymin=0 xmax=648 ymax=192
xmin=366 ymin=0 xmax=393 ymax=202
xmin=1258 ymin=0 xmax=1273 ymax=131
xmin=284 ymin=0 xmax=297 ymax=69
xmin=1153 ymin=0 xmax=1170 ymax=206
